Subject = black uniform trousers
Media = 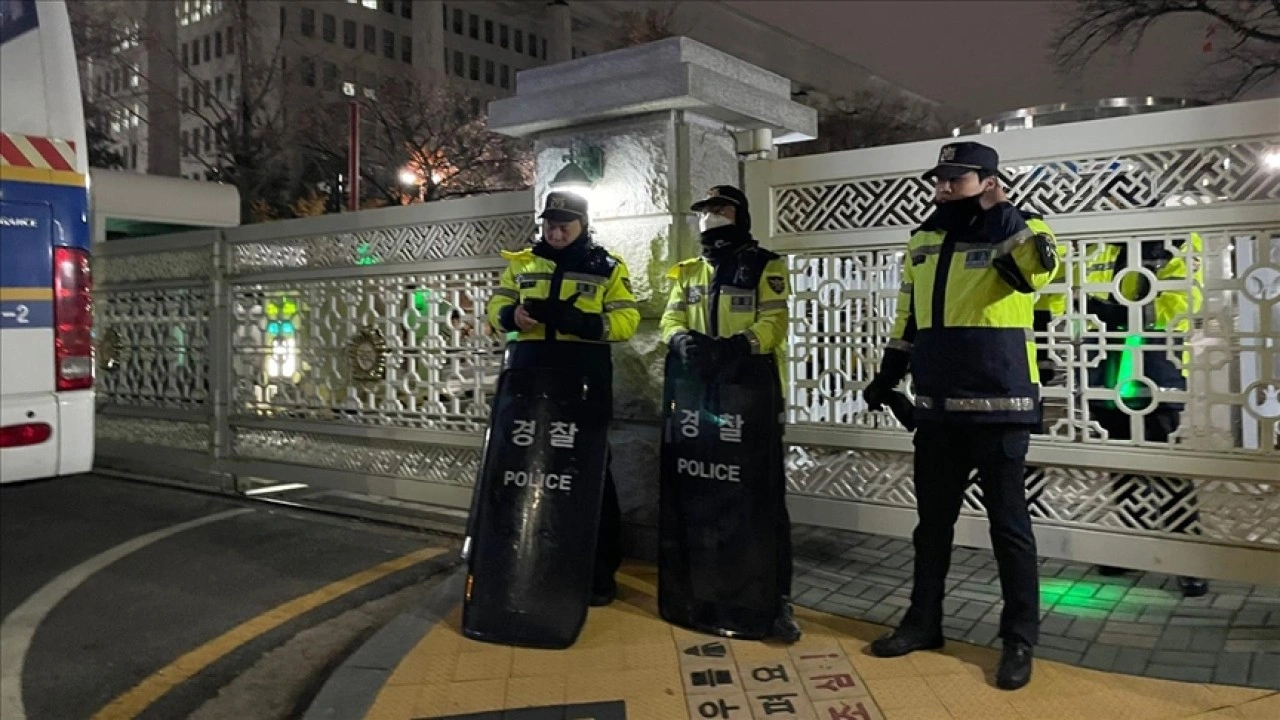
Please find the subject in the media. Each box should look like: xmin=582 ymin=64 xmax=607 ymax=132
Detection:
xmin=902 ymin=421 xmax=1040 ymax=647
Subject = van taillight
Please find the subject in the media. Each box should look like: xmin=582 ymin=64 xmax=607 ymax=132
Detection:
xmin=54 ymin=247 xmax=93 ymax=391
xmin=0 ymin=423 xmax=53 ymax=448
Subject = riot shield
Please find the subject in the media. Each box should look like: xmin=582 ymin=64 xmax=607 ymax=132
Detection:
xmin=658 ymin=352 xmax=784 ymax=639
xmin=462 ymin=366 xmax=610 ymax=649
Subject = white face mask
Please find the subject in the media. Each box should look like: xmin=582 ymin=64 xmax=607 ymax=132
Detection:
xmin=699 ymin=213 xmax=733 ymax=233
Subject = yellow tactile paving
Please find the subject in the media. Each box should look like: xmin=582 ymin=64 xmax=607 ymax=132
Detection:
xmin=366 ymin=560 xmax=1280 ymax=720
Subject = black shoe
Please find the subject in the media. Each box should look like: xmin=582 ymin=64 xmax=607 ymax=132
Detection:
xmin=590 ymin=581 xmax=616 ymax=607
xmin=1178 ymin=576 xmax=1209 ymax=598
xmin=868 ymin=628 xmax=944 ymax=658
xmin=996 ymin=641 xmax=1033 ymax=690
xmin=1096 ymin=565 xmax=1130 ymax=576
xmin=770 ymin=600 xmax=802 ymax=643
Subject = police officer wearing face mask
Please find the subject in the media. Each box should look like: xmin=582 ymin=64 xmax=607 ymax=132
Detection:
xmin=659 ymin=184 xmax=800 ymax=643
xmin=486 ymin=191 xmax=641 ymax=607
xmin=863 ymin=142 xmax=1059 ymax=690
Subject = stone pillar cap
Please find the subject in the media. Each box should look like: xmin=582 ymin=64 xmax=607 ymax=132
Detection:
xmin=488 ymin=36 xmax=817 ymax=142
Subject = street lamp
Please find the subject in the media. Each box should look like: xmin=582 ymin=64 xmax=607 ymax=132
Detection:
xmin=398 ymin=168 xmax=417 ymax=187
xmin=549 ymin=142 xmax=604 ymax=205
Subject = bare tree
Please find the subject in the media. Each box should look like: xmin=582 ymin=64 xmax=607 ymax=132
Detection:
xmin=602 ymin=3 xmax=682 ymax=50
xmin=1052 ymin=0 xmax=1280 ymax=100
xmin=296 ymin=75 xmax=533 ymax=208
xmin=779 ymin=89 xmax=954 ymax=157
xmin=69 ymin=0 xmax=301 ymax=222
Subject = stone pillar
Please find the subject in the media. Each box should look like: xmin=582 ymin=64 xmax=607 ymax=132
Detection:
xmin=546 ymin=1 xmax=572 ymax=64
xmin=144 ymin=0 xmax=180 ymax=176
xmin=488 ymin=37 xmax=815 ymax=559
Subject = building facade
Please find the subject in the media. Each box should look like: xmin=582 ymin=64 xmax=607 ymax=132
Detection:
xmin=82 ymin=0 xmax=940 ymax=184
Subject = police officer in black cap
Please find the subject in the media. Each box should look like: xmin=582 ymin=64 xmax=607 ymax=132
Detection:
xmin=659 ymin=184 xmax=800 ymax=642
xmin=864 ymin=141 xmax=1059 ymax=690
xmin=487 ymin=190 xmax=641 ymax=606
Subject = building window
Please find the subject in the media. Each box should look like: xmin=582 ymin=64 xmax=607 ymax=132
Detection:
xmin=204 ymin=126 xmax=212 ymax=153
xmin=131 ymin=144 xmax=138 ymax=169
xmin=226 ymin=28 xmax=234 ymax=54
xmin=343 ymin=19 xmax=356 ymax=48
xmin=302 ymin=57 xmax=316 ymax=86
xmin=469 ymin=54 xmax=478 ymax=81
xmin=182 ymin=43 xmax=189 ymax=67
xmin=515 ymin=29 xmax=523 ymax=53
xmin=364 ymin=25 xmax=375 ymax=52
xmin=528 ymin=32 xmax=537 ymax=57
xmin=468 ymin=13 xmax=478 ymax=39
xmin=226 ymin=73 xmax=234 ymax=96
xmin=484 ymin=19 xmax=493 ymax=44
xmin=301 ymin=8 xmax=314 ymax=37
xmin=203 ymin=35 xmax=211 ymax=61
xmin=540 ymin=37 xmax=547 ymax=59
xmin=383 ymin=29 xmax=394 ymax=59
xmin=402 ymin=0 xmax=412 ymax=19
xmin=500 ymin=64 xmax=509 ymax=89
xmin=181 ymin=85 xmax=190 ymax=108
xmin=322 ymin=14 xmax=336 ymax=42
xmin=362 ymin=0 xmax=376 ymax=8
xmin=214 ymin=31 xmax=222 ymax=57
xmin=453 ymin=50 xmax=463 ymax=77
xmin=215 ymin=75 xmax=223 ymax=96
xmin=452 ymin=8 xmax=462 ymax=34
xmin=484 ymin=59 xmax=494 ymax=85
xmin=401 ymin=36 xmax=411 ymax=64
xmin=181 ymin=130 xmax=189 ymax=156
xmin=499 ymin=24 xmax=508 ymax=48
xmin=382 ymin=1 xmax=394 ymax=14
xmin=323 ymin=62 xmax=336 ymax=90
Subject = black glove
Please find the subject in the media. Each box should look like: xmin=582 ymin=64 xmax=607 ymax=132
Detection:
xmin=883 ymin=390 xmax=916 ymax=431
xmin=864 ymin=346 xmax=910 ymax=410
xmin=1086 ymin=297 xmax=1127 ymax=328
xmin=863 ymin=376 xmax=895 ymax=411
xmin=521 ymin=298 xmax=550 ymax=324
xmin=548 ymin=293 xmax=604 ymax=340
xmin=713 ymin=334 xmax=752 ymax=363
xmin=670 ymin=330 xmax=713 ymax=369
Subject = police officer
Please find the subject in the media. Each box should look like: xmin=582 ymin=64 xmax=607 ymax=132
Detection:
xmin=1085 ymin=233 xmax=1208 ymax=597
xmin=659 ymin=184 xmax=800 ymax=642
xmin=864 ymin=142 xmax=1059 ymax=690
xmin=486 ymin=191 xmax=641 ymax=606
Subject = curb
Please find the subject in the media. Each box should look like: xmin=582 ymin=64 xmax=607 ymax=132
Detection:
xmin=301 ymin=567 xmax=465 ymax=720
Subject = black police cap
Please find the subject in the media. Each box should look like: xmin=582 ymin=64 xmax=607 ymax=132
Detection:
xmin=539 ymin=191 xmax=588 ymax=221
xmin=922 ymin=141 xmax=1000 ymax=181
xmin=690 ymin=185 xmax=748 ymax=213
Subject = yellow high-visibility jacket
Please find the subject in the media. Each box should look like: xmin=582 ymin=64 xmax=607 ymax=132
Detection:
xmin=887 ymin=204 xmax=1059 ymax=424
xmin=486 ymin=244 xmax=640 ymax=344
xmin=659 ymin=244 xmax=790 ymax=388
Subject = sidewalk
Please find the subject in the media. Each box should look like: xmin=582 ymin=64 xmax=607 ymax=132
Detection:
xmin=304 ymin=527 xmax=1280 ymax=720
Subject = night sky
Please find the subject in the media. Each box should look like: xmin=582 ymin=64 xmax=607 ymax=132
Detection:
xmin=726 ymin=0 xmax=1277 ymax=119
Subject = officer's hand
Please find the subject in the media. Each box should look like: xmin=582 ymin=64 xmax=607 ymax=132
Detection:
xmin=522 ymin=299 xmax=549 ymax=323
xmin=671 ymin=331 xmax=709 ymax=367
xmin=715 ymin=334 xmax=752 ymax=363
xmin=863 ymin=377 xmax=893 ymax=411
xmin=514 ymin=304 xmax=539 ymax=331
xmin=554 ymin=294 xmax=604 ymax=339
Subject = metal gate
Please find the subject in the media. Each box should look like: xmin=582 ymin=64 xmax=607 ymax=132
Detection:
xmin=746 ymin=99 xmax=1279 ymax=584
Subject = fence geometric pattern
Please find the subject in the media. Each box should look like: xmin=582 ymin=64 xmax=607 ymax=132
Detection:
xmin=775 ymin=140 xmax=1280 ymax=235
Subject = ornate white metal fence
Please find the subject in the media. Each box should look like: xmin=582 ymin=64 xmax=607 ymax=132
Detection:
xmin=93 ymin=100 xmax=1278 ymax=583
xmin=748 ymin=99 xmax=1279 ymax=583
xmin=94 ymin=192 xmax=535 ymax=506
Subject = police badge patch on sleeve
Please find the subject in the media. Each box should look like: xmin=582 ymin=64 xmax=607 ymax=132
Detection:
xmin=767 ymin=276 xmax=785 ymax=294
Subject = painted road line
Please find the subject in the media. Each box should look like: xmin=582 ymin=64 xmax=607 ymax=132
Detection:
xmin=90 ymin=545 xmax=449 ymax=720
xmin=0 ymin=509 xmax=253 ymax=720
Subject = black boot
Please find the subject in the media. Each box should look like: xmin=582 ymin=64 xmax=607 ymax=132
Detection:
xmin=869 ymin=627 xmax=944 ymax=658
xmin=996 ymin=641 xmax=1033 ymax=690
xmin=1178 ymin=576 xmax=1208 ymax=598
xmin=770 ymin=598 xmax=801 ymax=643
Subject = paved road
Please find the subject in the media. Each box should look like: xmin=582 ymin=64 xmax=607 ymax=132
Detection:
xmin=0 ymin=474 xmax=458 ymax=720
